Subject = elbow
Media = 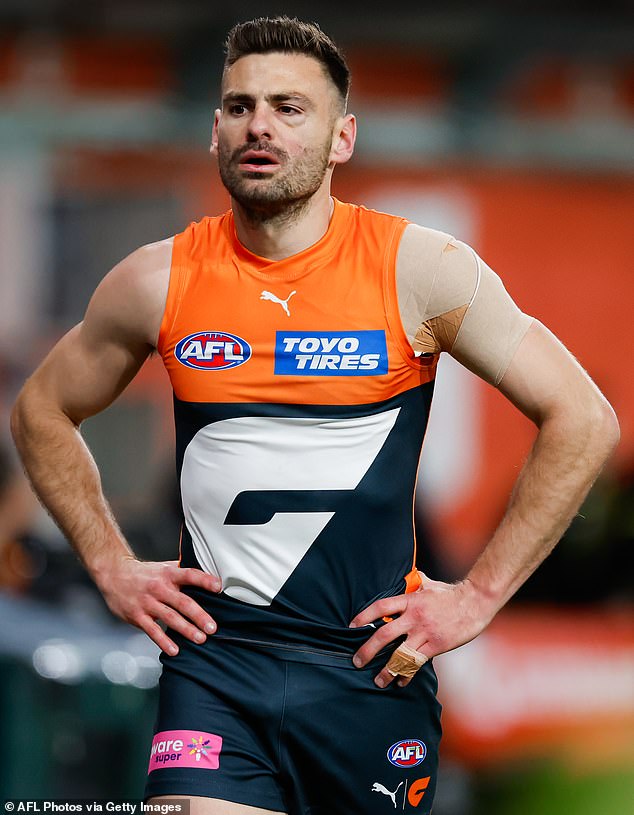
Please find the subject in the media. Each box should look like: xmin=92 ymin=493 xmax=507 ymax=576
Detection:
xmin=10 ymin=379 xmax=57 ymax=452
xmin=593 ymin=397 xmax=620 ymax=458
xmin=568 ymin=390 xmax=620 ymax=465
xmin=11 ymin=378 xmax=79 ymax=453
xmin=11 ymin=388 xmax=25 ymax=442
xmin=543 ymin=386 xmax=620 ymax=467
xmin=10 ymin=383 xmax=32 ymax=452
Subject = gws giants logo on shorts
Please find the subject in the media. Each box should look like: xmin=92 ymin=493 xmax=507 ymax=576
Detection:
xmin=387 ymin=739 xmax=427 ymax=768
xmin=147 ymin=729 xmax=223 ymax=773
xmin=371 ymin=777 xmax=431 ymax=809
xmin=175 ymin=331 xmax=251 ymax=371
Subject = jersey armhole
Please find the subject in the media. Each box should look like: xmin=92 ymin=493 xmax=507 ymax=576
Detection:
xmin=383 ymin=220 xmax=440 ymax=372
xmin=157 ymin=231 xmax=190 ymax=358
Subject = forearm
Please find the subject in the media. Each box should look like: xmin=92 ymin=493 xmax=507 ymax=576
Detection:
xmin=351 ymin=322 xmax=620 ymax=684
xmin=11 ymin=386 xmax=133 ymax=586
xmin=465 ymin=398 xmax=620 ymax=612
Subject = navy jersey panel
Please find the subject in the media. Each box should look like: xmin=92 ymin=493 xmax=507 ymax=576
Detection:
xmin=175 ymin=382 xmax=434 ymax=652
xmin=145 ymin=636 xmax=441 ymax=815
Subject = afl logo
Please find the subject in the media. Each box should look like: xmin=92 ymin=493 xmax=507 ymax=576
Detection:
xmin=175 ymin=331 xmax=252 ymax=371
xmin=387 ymin=739 xmax=427 ymax=768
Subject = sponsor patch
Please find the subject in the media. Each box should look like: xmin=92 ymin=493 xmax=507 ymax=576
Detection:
xmin=387 ymin=739 xmax=427 ymax=768
xmin=274 ymin=331 xmax=388 ymax=376
xmin=147 ymin=729 xmax=222 ymax=773
xmin=175 ymin=331 xmax=251 ymax=371
xmin=371 ymin=777 xmax=431 ymax=809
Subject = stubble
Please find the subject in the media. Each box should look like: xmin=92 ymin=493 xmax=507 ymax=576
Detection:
xmin=217 ymin=138 xmax=332 ymax=226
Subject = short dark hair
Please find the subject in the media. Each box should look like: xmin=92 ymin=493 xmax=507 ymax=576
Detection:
xmin=224 ymin=16 xmax=350 ymax=109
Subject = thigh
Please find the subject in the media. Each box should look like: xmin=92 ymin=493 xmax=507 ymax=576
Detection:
xmin=281 ymin=659 xmax=442 ymax=815
xmin=147 ymin=796 xmax=285 ymax=815
xmin=144 ymin=639 xmax=287 ymax=813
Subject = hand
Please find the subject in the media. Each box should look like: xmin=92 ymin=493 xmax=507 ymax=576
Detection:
xmin=98 ymin=556 xmax=222 ymax=655
xmin=349 ymin=574 xmax=495 ymax=688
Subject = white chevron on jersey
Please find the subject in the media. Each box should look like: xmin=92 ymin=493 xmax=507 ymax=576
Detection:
xmin=181 ymin=410 xmax=400 ymax=605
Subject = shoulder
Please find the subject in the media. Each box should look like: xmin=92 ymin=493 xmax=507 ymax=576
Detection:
xmin=397 ymin=224 xmax=476 ymax=278
xmin=396 ymin=224 xmax=478 ymax=318
xmin=110 ymin=236 xmax=174 ymax=283
xmin=399 ymin=222 xmax=456 ymax=255
xmin=85 ymin=237 xmax=174 ymax=349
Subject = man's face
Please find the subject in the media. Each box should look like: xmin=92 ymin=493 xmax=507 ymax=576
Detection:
xmin=213 ymin=52 xmax=344 ymax=214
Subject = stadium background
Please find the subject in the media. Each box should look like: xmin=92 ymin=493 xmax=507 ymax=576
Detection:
xmin=0 ymin=2 xmax=632 ymax=811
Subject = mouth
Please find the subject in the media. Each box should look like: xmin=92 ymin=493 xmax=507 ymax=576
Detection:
xmin=238 ymin=150 xmax=282 ymax=174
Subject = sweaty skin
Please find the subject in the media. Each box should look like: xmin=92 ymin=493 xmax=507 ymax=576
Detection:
xmin=12 ymin=49 xmax=619 ymax=710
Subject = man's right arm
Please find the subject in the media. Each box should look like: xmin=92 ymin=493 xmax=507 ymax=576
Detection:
xmin=11 ymin=239 xmax=220 ymax=655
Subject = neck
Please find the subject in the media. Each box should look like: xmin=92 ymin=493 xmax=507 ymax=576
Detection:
xmin=231 ymin=184 xmax=334 ymax=261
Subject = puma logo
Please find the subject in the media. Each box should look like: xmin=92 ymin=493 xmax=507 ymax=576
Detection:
xmin=371 ymin=781 xmax=403 ymax=808
xmin=260 ymin=289 xmax=297 ymax=317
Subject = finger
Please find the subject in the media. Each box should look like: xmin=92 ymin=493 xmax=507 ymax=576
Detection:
xmin=349 ymin=595 xmax=408 ymax=629
xmin=167 ymin=589 xmax=218 ymax=635
xmin=172 ymin=566 xmax=222 ymax=594
xmin=150 ymin=601 xmax=212 ymax=646
xmin=352 ymin=618 xmax=407 ymax=668
xmin=376 ymin=640 xmax=431 ymax=689
xmin=139 ymin=616 xmax=180 ymax=656
xmin=374 ymin=665 xmax=398 ymax=689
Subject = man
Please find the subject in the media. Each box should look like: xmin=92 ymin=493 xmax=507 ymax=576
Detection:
xmin=11 ymin=16 xmax=619 ymax=815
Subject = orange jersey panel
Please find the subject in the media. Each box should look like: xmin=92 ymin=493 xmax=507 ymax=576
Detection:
xmin=158 ymin=198 xmax=437 ymax=405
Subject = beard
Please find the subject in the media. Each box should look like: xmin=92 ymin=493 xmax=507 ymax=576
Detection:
xmin=217 ymin=137 xmax=332 ymax=224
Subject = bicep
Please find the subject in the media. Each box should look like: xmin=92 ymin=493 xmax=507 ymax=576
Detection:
xmin=497 ymin=320 xmax=607 ymax=426
xmin=31 ymin=319 xmax=151 ymax=424
xmin=398 ymin=231 xmax=531 ymax=385
xmin=23 ymin=240 xmax=171 ymax=424
xmin=448 ymin=249 xmax=533 ymax=385
xmin=407 ymin=237 xmax=618 ymax=447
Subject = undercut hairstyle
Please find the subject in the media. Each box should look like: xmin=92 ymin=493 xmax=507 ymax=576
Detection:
xmin=224 ymin=16 xmax=350 ymax=110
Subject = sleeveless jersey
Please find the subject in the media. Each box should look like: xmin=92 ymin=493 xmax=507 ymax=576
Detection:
xmin=158 ymin=198 xmax=439 ymax=654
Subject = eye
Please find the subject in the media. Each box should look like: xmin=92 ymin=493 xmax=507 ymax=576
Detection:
xmin=278 ymin=105 xmax=301 ymax=115
xmin=228 ymin=103 xmax=248 ymax=115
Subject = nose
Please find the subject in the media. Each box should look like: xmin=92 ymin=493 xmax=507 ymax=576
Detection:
xmin=246 ymin=102 xmax=274 ymax=141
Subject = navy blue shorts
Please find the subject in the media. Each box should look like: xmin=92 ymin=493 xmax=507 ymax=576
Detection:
xmin=145 ymin=635 xmax=442 ymax=814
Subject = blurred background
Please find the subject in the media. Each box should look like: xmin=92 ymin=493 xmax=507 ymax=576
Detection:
xmin=0 ymin=1 xmax=633 ymax=811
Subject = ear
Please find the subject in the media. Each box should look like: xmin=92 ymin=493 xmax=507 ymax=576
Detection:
xmin=330 ymin=114 xmax=356 ymax=166
xmin=210 ymin=109 xmax=221 ymax=155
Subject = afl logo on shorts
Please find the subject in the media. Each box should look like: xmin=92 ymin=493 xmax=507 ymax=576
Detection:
xmin=387 ymin=739 xmax=427 ymax=768
xmin=175 ymin=331 xmax=252 ymax=371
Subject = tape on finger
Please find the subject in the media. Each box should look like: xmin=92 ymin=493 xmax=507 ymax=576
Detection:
xmin=385 ymin=643 xmax=429 ymax=678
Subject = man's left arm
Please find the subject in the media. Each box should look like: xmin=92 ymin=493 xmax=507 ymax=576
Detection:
xmin=350 ymin=319 xmax=619 ymax=687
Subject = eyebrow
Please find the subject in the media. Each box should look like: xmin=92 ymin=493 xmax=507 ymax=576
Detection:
xmin=222 ymin=92 xmax=315 ymax=109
